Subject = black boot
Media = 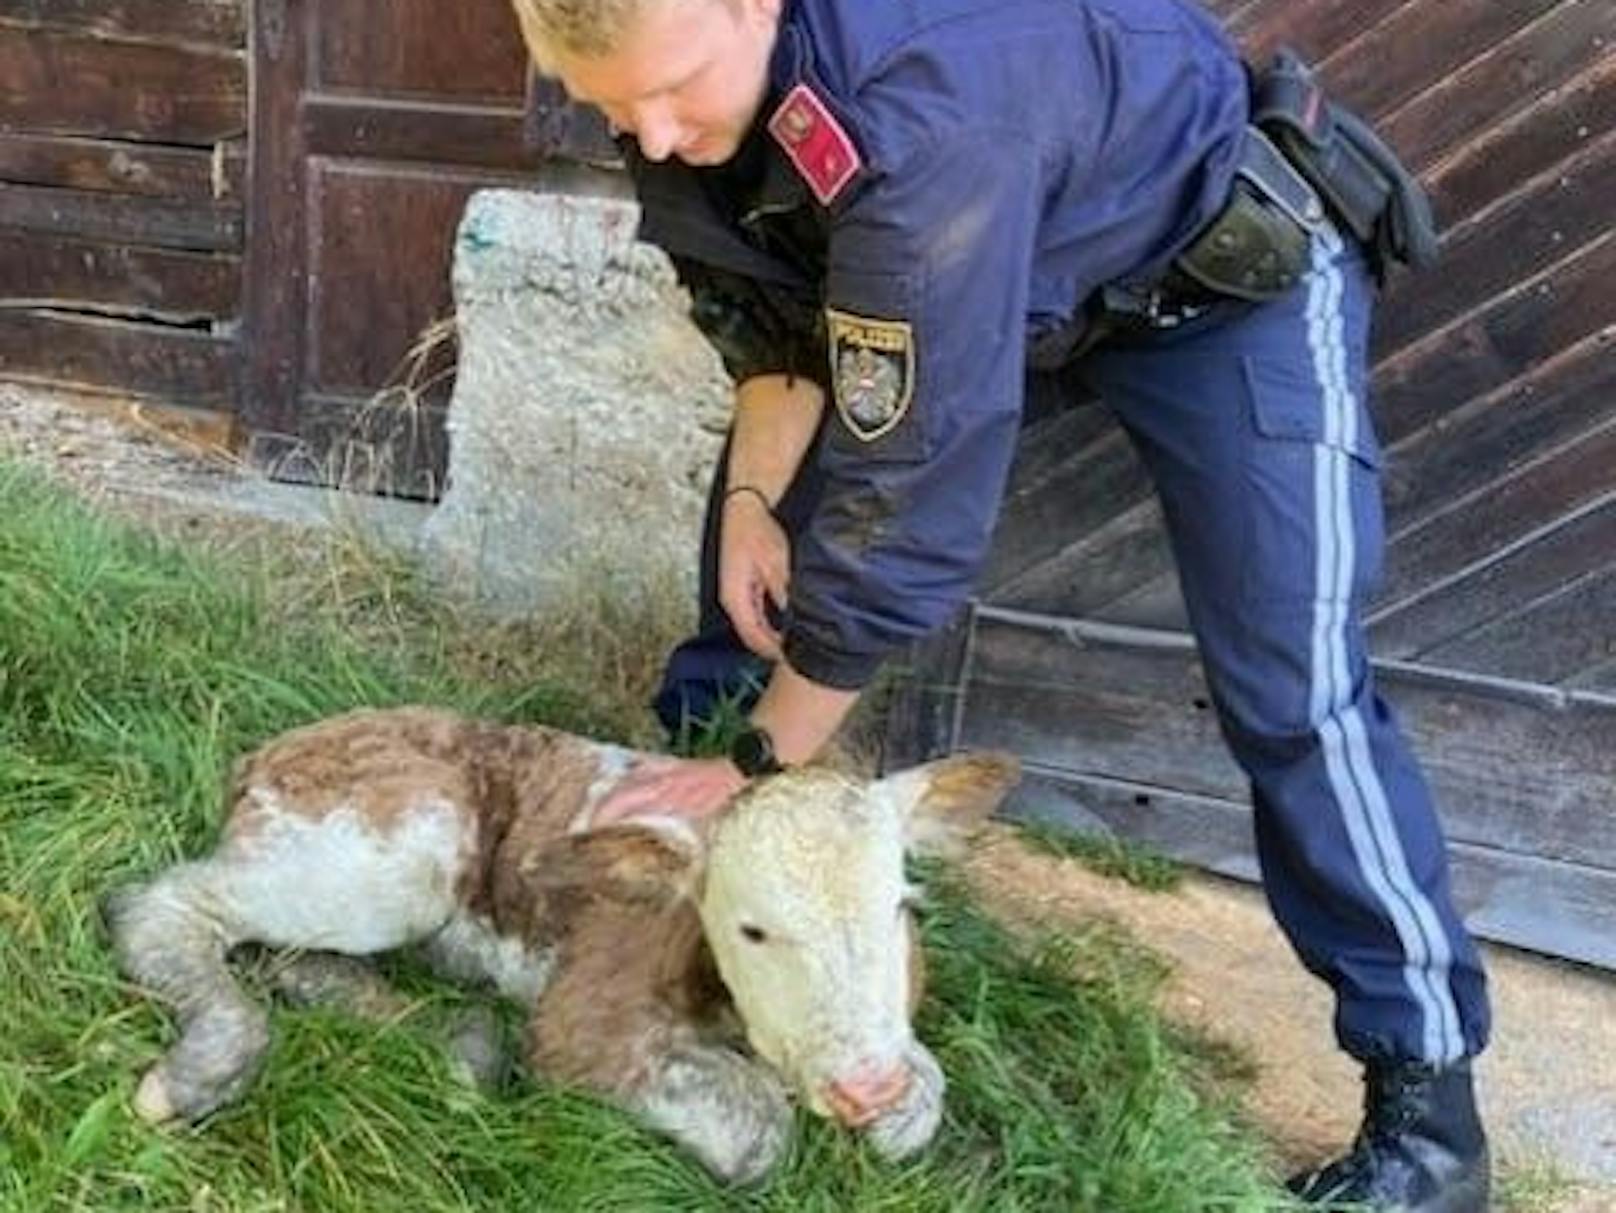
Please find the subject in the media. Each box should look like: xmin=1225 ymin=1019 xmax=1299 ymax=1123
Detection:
xmin=1288 ymin=1059 xmax=1490 ymax=1212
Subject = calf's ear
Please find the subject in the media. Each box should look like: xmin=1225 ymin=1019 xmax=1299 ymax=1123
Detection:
xmin=881 ymin=753 xmax=1021 ymax=858
xmin=522 ymin=825 xmax=702 ymax=908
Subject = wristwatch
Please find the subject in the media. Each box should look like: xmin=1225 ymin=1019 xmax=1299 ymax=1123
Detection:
xmin=729 ymin=725 xmax=784 ymax=778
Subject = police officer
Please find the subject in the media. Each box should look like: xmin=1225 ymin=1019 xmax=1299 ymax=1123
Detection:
xmin=515 ymin=0 xmax=1493 ymax=1206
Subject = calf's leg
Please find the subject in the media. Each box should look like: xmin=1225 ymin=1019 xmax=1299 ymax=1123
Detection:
xmin=104 ymin=862 xmax=271 ymax=1124
xmin=107 ymin=802 xmax=472 ymax=1122
xmin=626 ymin=1041 xmax=794 ymax=1184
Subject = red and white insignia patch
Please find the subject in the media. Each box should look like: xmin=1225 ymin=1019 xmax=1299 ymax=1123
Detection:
xmin=767 ymin=83 xmax=862 ymax=206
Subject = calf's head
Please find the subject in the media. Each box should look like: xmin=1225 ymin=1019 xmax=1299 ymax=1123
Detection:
xmin=698 ymin=754 xmax=1016 ymax=1124
xmin=545 ymin=753 xmax=1016 ymax=1131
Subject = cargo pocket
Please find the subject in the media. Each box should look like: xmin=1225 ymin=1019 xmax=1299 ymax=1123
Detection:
xmin=1240 ymin=354 xmax=1385 ymax=606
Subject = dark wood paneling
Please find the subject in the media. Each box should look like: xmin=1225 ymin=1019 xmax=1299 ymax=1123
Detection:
xmin=1372 ymin=232 xmax=1616 ymax=448
xmin=303 ymin=96 xmax=540 ymax=173
xmin=304 ymin=164 xmax=485 ymax=397
xmin=1380 ymin=329 xmax=1616 ymax=540
xmin=0 ymin=308 xmax=233 ymax=403
xmin=0 ymin=0 xmax=244 ymax=47
xmin=0 ymin=181 xmax=241 ymax=251
xmin=1569 ymin=660 xmax=1616 ymax=699
xmin=241 ymin=0 xmax=311 ymax=438
xmin=1006 ymin=767 xmax=1616 ymax=972
xmin=992 ymin=497 xmax=1173 ymax=617
xmin=1373 ymin=499 xmax=1616 ymax=661
xmin=1376 ymin=131 xmax=1616 ymax=358
xmin=957 ymin=611 xmax=1616 ymax=872
xmin=0 ymin=132 xmax=234 ymax=199
xmin=1419 ymin=566 xmax=1616 ymax=689
xmin=874 ymin=615 xmax=973 ymax=772
xmin=1378 ymin=420 xmax=1616 ymax=614
xmin=0 ymin=230 xmax=237 ymax=319
xmin=981 ymin=429 xmax=1153 ymax=590
xmin=1301 ymin=0 xmax=1564 ymax=121
xmin=1382 ymin=5 xmax=1616 ymax=177
xmin=0 ymin=26 xmax=244 ymax=143
xmin=312 ymin=0 xmax=528 ymax=102
xmin=1425 ymin=56 xmax=1616 ymax=234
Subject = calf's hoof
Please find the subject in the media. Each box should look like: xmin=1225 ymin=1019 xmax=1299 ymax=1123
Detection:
xmin=863 ymin=1045 xmax=945 ymax=1162
xmin=132 ymin=1069 xmax=178 ymax=1124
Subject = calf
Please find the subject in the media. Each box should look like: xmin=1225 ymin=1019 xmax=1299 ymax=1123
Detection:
xmin=105 ymin=707 xmax=1017 ymax=1182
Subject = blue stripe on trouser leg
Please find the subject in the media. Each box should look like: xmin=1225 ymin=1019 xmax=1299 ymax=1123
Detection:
xmin=1081 ymin=227 xmax=1490 ymax=1064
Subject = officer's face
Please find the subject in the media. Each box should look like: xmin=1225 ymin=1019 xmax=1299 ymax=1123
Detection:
xmin=555 ymin=0 xmax=781 ymax=166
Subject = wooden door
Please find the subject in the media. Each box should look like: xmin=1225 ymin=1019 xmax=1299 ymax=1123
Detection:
xmin=241 ymin=0 xmax=618 ymax=497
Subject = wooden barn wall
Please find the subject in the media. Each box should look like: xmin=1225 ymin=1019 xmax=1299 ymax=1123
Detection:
xmin=888 ymin=0 xmax=1616 ymax=969
xmin=239 ymin=0 xmax=622 ymax=498
xmin=0 ymin=0 xmax=246 ymax=427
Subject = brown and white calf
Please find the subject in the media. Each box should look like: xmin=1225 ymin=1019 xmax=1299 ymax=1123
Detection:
xmin=105 ymin=707 xmax=1018 ymax=1182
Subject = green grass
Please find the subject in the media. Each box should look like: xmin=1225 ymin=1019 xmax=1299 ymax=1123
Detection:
xmin=1009 ymin=819 xmax=1186 ymax=892
xmin=0 ymin=460 xmax=1299 ymax=1211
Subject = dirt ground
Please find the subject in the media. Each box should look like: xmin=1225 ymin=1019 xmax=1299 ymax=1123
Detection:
xmin=5 ymin=382 xmax=1614 ymax=1211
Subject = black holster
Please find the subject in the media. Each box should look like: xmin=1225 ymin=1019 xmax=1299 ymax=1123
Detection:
xmin=1248 ymin=48 xmax=1440 ymax=278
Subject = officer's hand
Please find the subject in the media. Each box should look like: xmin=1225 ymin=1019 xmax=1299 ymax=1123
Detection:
xmin=718 ymin=491 xmax=789 ymax=661
xmin=591 ymin=756 xmax=746 ymax=826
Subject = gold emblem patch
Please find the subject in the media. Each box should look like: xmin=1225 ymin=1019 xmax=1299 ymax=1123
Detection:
xmin=827 ymin=308 xmax=915 ymax=442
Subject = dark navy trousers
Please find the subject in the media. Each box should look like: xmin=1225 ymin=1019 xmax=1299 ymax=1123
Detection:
xmin=655 ymin=226 xmax=1491 ymax=1066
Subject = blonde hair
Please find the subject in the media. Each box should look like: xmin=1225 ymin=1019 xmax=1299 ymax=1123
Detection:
xmin=510 ymin=0 xmax=679 ymax=72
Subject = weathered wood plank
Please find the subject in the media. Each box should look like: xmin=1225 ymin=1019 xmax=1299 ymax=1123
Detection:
xmin=0 ymin=26 xmax=244 ymax=144
xmin=1004 ymin=766 xmax=1616 ymax=972
xmin=956 ymin=610 xmax=1616 ymax=872
xmin=980 ymin=429 xmax=1153 ymax=591
xmin=1299 ymin=0 xmax=1566 ymax=122
xmin=240 ymin=0 xmax=308 ymax=438
xmin=1382 ymin=4 xmax=1616 ymax=177
xmin=878 ymin=616 xmax=973 ymax=772
xmin=303 ymin=95 xmax=539 ymax=172
xmin=1371 ymin=231 xmax=1616 ymax=448
xmin=1372 ymin=499 xmax=1616 ymax=661
xmin=0 ymin=230 xmax=238 ymax=319
xmin=313 ymin=0 xmax=527 ymax=103
xmin=1569 ymin=660 xmax=1616 ymax=699
xmin=1379 ymin=329 xmax=1616 ymax=539
xmin=1419 ymin=565 xmax=1616 ymax=689
xmin=1378 ymin=420 xmax=1616 ymax=615
xmin=0 ymin=308 xmax=234 ymax=404
xmin=1376 ymin=130 xmax=1616 ymax=357
xmin=0 ymin=132 xmax=230 ymax=199
xmin=0 ymin=0 xmax=243 ymax=48
xmin=989 ymin=497 xmax=1173 ymax=616
xmin=1426 ymin=56 xmax=1616 ymax=236
xmin=0 ymin=181 xmax=241 ymax=251
xmin=1226 ymin=0 xmax=1411 ymax=83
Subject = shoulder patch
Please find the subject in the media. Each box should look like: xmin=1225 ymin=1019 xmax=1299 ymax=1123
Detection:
xmin=827 ymin=308 xmax=915 ymax=442
xmin=767 ymin=83 xmax=861 ymax=206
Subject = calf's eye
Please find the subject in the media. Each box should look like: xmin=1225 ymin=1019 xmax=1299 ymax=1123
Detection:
xmin=740 ymin=924 xmax=768 ymax=944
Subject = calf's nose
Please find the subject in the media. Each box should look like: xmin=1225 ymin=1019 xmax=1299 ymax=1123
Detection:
xmin=824 ymin=1059 xmax=913 ymax=1126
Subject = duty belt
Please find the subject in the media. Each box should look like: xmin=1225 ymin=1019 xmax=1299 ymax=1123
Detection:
xmin=1103 ymin=125 xmax=1328 ymax=329
xmin=1104 ymin=47 xmax=1441 ymax=331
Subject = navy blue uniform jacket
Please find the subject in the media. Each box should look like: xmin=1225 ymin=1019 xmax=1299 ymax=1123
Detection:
xmin=629 ymin=0 xmax=1249 ymax=690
